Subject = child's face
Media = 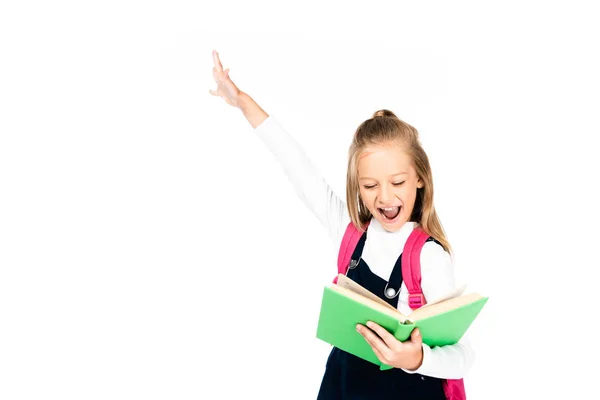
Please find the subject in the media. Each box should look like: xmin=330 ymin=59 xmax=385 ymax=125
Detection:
xmin=357 ymin=144 xmax=423 ymax=233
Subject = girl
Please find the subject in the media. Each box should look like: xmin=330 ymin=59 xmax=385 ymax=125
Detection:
xmin=209 ymin=50 xmax=474 ymax=399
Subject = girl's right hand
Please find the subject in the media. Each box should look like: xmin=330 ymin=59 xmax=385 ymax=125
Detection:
xmin=209 ymin=50 xmax=243 ymax=108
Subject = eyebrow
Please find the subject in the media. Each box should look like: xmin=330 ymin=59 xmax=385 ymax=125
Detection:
xmin=358 ymin=172 xmax=408 ymax=181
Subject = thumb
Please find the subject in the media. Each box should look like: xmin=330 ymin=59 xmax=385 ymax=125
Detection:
xmin=411 ymin=328 xmax=422 ymax=343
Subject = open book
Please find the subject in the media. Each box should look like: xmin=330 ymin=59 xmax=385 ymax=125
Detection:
xmin=316 ymin=274 xmax=488 ymax=370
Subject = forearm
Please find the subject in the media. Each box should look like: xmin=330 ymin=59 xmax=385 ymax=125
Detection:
xmin=238 ymin=92 xmax=269 ymax=129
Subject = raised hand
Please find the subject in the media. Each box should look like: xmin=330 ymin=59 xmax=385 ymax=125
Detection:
xmin=209 ymin=50 xmax=243 ymax=108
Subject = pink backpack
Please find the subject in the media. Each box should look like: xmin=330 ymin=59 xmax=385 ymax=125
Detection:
xmin=335 ymin=220 xmax=467 ymax=400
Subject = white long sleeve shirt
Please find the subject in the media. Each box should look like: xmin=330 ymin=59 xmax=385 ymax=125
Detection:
xmin=254 ymin=114 xmax=475 ymax=379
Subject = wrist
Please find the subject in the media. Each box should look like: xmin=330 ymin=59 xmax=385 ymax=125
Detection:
xmin=238 ymin=92 xmax=268 ymax=129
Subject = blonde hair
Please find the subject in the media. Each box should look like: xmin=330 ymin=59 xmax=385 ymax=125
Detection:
xmin=345 ymin=109 xmax=452 ymax=255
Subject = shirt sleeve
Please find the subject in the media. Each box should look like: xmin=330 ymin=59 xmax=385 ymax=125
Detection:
xmin=254 ymin=115 xmax=349 ymax=247
xmin=401 ymin=241 xmax=476 ymax=379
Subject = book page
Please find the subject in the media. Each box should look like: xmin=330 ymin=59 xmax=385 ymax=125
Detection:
xmin=335 ymin=274 xmax=402 ymax=315
xmin=329 ymin=284 xmax=405 ymax=321
xmin=415 ymin=284 xmax=467 ymax=310
xmin=407 ymin=292 xmax=484 ymax=322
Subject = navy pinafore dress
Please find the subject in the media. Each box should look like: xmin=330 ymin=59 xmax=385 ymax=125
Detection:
xmin=317 ymin=228 xmax=447 ymax=400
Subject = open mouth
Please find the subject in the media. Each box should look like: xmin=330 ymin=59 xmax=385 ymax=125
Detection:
xmin=378 ymin=206 xmax=401 ymax=222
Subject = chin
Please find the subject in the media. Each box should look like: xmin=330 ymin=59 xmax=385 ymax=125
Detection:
xmin=381 ymin=220 xmax=406 ymax=232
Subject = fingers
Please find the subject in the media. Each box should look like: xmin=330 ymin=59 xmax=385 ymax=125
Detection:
xmin=211 ymin=50 xmax=232 ymax=84
xmin=357 ymin=323 xmax=424 ymax=370
xmin=213 ymin=66 xmax=222 ymax=83
xmin=371 ymin=344 xmax=388 ymax=365
xmin=357 ymin=324 xmax=391 ymax=360
xmin=410 ymin=328 xmax=422 ymax=345
xmin=212 ymin=66 xmax=231 ymax=85
xmin=365 ymin=322 xmax=399 ymax=349
xmin=210 ymin=51 xmax=237 ymax=105
xmin=212 ymin=50 xmax=223 ymax=73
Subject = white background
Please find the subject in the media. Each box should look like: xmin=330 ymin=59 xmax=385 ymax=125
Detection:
xmin=1 ymin=1 xmax=599 ymax=399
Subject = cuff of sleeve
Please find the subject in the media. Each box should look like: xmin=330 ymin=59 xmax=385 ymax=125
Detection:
xmin=254 ymin=114 xmax=274 ymax=133
xmin=253 ymin=115 xmax=290 ymax=156
xmin=401 ymin=343 xmax=432 ymax=375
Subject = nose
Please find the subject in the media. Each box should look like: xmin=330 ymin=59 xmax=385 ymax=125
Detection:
xmin=378 ymin=184 xmax=394 ymax=204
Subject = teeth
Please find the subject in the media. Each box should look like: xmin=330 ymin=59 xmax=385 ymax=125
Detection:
xmin=380 ymin=206 xmax=399 ymax=210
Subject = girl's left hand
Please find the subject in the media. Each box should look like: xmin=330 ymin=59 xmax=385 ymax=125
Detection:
xmin=357 ymin=322 xmax=424 ymax=370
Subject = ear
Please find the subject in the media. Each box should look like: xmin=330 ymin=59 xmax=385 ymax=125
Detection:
xmin=417 ymin=179 xmax=424 ymax=189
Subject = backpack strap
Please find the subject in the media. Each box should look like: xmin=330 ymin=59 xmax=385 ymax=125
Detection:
xmin=402 ymin=227 xmax=431 ymax=309
xmin=334 ymin=220 xmax=370 ymax=283
xmin=334 ymin=221 xmax=431 ymax=311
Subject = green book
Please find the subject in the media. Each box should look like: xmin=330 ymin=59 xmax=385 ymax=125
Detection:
xmin=316 ymin=274 xmax=488 ymax=371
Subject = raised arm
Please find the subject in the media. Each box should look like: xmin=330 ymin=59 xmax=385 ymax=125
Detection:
xmin=209 ymin=50 xmax=349 ymax=246
xmin=252 ymin=113 xmax=348 ymax=246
